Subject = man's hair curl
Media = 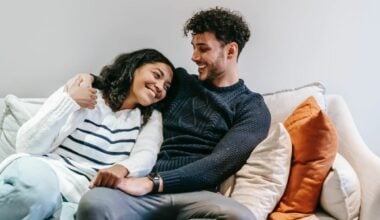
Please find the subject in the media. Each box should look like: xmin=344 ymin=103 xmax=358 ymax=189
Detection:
xmin=184 ymin=7 xmax=251 ymax=57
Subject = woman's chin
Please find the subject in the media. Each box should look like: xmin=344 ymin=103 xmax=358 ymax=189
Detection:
xmin=139 ymin=98 xmax=156 ymax=107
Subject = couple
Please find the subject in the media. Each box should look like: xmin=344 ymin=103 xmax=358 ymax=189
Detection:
xmin=0 ymin=7 xmax=270 ymax=220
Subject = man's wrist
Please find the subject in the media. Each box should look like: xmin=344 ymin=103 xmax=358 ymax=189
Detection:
xmin=147 ymin=172 xmax=161 ymax=193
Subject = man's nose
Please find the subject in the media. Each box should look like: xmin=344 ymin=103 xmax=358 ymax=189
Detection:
xmin=192 ymin=51 xmax=200 ymax=62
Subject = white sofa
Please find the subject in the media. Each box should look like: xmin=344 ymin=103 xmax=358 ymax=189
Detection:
xmin=0 ymin=83 xmax=379 ymax=220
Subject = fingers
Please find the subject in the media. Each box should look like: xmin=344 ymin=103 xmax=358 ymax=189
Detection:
xmin=68 ymin=87 xmax=97 ymax=109
xmin=78 ymin=73 xmax=94 ymax=88
xmin=75 ymin=76 xmax=83 ymax=86
xmin=89 ymin=177 xmax=96 ymax=189
xmin=90 ymin=170 xmax=120 ymax=189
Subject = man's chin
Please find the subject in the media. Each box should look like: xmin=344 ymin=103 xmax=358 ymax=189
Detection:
xmin=198 ymin=72 xmax=208 ymax=81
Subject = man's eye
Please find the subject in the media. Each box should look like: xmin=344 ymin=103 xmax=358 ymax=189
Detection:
xmin=199 ymin=47 xmax=208 ymax=52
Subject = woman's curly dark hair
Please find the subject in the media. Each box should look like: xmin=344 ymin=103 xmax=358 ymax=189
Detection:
xmin=92 ymin=48 xmax=175 ymax=125
xmin=183 ymin=7 xmax=251 ymax=57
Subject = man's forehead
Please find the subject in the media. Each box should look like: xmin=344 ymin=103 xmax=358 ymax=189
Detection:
xmin=191 ymin=32 xmax=217 ymax=45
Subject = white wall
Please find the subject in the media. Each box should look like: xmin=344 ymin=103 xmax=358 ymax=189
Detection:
xmin=1 ymin=0 xmax=379 ymax=155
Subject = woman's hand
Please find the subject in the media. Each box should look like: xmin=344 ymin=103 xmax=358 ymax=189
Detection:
xmin=77 ymin=73 xmax=94 ymax=88
xmin=65 ymin=75 xmax=97 ymax=109
xmin=89 ymin=164 xmax=129 ymax=189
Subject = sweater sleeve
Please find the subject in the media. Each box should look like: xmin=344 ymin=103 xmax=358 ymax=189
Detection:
xmin=159 ymin=95 xmax=271 ymax=193
xmin=118 ymin=110 xmax=163 ymax=177
xmin=16 ymin=86 xmax=81 ymax=155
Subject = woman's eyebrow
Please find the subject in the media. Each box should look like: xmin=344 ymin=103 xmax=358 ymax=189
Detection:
xmin=156 ymin=67 xmax=172 ymax=84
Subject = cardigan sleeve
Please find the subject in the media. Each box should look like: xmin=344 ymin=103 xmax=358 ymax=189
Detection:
xmin=117 ymin=110 xmax=163 ymax=177
xmin=159 ymin=95 xmax=271 ymax=193
xmin=16 ymin=86 xmax=81 ymax=155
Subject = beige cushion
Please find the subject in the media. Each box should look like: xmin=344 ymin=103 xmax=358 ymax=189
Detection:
xmin=263 ymin=82 xmax=326 ymax=130
xmin=320 ymin=154 xmax=361 ymax=220
xmin=0 ymin=95 xmax=44 ymax=162
xmin=220 ymin=123 xmax=292 ymax=220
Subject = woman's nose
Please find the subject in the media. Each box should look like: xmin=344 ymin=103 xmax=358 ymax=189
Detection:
xmin=155 ymin=82 xmax=163 ymax=93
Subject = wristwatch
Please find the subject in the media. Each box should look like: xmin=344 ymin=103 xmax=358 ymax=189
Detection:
xmin=147 ymin=172 xmax=160 ymax=193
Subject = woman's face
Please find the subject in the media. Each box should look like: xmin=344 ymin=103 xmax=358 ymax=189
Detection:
xmin=127 ymin=62 xmax=173 ymax=107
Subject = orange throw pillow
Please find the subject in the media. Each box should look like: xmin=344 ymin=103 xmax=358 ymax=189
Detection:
xmin=269 ymin=96 xmax=338 ymax=220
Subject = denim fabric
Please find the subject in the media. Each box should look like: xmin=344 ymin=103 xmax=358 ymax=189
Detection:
xmin=0 ymin=157 xmax=61 ymax=220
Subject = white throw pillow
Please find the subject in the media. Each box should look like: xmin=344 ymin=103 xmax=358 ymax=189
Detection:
xmin=320 ymin=153 xmax=361 ymax=220
xmin=0 ymin=95 xmax=44 ymax=162
xmin=220 ymin=123 xmax=292 ymax=220
xmin=263 ymin=82 xmax=326 ymax=130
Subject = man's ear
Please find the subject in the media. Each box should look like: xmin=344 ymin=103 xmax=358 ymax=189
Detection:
xmin=226 ymin=42 xmax=239 ymax=60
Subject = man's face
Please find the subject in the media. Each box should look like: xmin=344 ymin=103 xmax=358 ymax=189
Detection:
xmin=191 ymin=32 xmax=228 ymax=81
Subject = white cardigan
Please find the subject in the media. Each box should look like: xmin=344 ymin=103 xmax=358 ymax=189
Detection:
xmin=1 ymin=87 xmax=163 ymax=202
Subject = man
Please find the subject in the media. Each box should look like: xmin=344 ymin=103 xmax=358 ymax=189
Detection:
xmin=77 ymin=7 xmax=270 ymax=220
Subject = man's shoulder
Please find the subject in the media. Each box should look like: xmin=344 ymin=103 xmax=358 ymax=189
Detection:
xmin=235 ymin=82 xmax=264 ymax=103
xmin=174 ymin=67 xmax=198 ymax=80
xmin=234 ymin=85 xmax=269 ymax=113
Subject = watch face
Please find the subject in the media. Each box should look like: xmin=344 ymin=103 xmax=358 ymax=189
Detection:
xmin=149 ymin=172 xmax=157 ymax=178
xmin=148 ymin=172 xmax=160 ymax=193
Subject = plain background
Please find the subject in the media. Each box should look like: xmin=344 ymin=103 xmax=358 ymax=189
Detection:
xmin=1 ymin=0 xmax=379 ymax=156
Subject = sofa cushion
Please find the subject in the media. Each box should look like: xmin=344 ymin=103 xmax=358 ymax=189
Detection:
xmin=0 ymin=95 xmax=44 ymax=162
xmin=220 ymin=123 xmax=292 ymax=220
xmin=269 ymin=96 xmax=338 ymax=220
xmin=263 ymin=82 xmax=326 ymax=130
xmin=321 ymin=153 xmax=361 ymax=220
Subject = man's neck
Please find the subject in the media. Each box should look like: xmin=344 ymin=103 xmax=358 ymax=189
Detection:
xmin=211 ymin=75 xmax=239 ymax=87
xmin=211 ymin=65 xmax=239 ymax=87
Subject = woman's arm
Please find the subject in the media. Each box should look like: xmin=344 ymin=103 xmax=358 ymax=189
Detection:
xmin=16 ymin=75 xmax=97 ymax=155
xmin=118 ymin=110 xmax=163 ymax=177
xmin=16 ymin=87 xmax=80 ymax=155
xmin=89 ymin=110 xmax=163 ymax=188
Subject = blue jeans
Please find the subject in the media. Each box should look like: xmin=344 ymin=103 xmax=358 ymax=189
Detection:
xmin=0 ymin=157 xmax=62 ymax=220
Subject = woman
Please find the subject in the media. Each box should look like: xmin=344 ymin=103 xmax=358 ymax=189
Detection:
xmin=0 ymin=48 xmax=175 ymax=220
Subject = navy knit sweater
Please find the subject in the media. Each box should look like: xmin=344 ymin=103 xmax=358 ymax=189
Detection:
xmin=154 ymin=68 xmax=271 ymax=193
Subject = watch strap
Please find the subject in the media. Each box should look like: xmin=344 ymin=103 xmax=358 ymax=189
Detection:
xmin=147 ymin=172 xmax=160 ymax=193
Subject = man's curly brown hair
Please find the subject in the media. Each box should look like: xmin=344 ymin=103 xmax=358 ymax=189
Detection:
xmin=92 ymin=48 xmax=175 ymax=125
xmin=183 ymin=7 xmax=251 ymax=57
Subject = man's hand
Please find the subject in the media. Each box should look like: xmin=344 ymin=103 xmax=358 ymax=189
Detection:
xmin=116 ymin=177 xmax=154 ymax=196
xmin=65 ymin=76 xmax=97 ymax=109
xmin=89 ymin=164 xmax=129 ymax=189
xmin=116 ymin=176 xmax=164 ymax=196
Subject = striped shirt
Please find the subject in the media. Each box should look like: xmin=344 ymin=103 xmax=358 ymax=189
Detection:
xmin=15 ymin=87 xmax=163 ymax=202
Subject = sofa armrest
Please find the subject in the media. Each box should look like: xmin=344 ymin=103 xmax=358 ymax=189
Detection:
xmin=326 ymin=95 xmax=380 ymax=220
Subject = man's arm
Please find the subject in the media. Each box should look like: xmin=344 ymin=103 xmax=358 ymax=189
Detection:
xmin=159 ymin=95 xmax=271 ymax=193
xmin=116 ymin=95 xmax=271 ymax=195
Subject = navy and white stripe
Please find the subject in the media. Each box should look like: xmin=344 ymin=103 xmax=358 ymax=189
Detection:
xmin=55 ymin=107 xmax=141 ymax=171
xmin=15 ymin=89 xmax=163 ymax=203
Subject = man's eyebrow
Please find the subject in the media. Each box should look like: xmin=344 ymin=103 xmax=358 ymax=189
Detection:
xmin=192 ymin=42 xmax=207 ymax=46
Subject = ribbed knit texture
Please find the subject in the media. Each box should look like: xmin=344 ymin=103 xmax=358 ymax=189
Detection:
xmin=14 ymin=87 xmax=163 ymax=202
xmin=154 ymin=68 xmax=271 ymax=193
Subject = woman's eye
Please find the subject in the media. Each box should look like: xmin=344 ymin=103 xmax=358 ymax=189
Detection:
xmin=164 ymin=83 xmax=171 ymax=91
xmin=153 ymin=72 xmax=160 ymax=79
